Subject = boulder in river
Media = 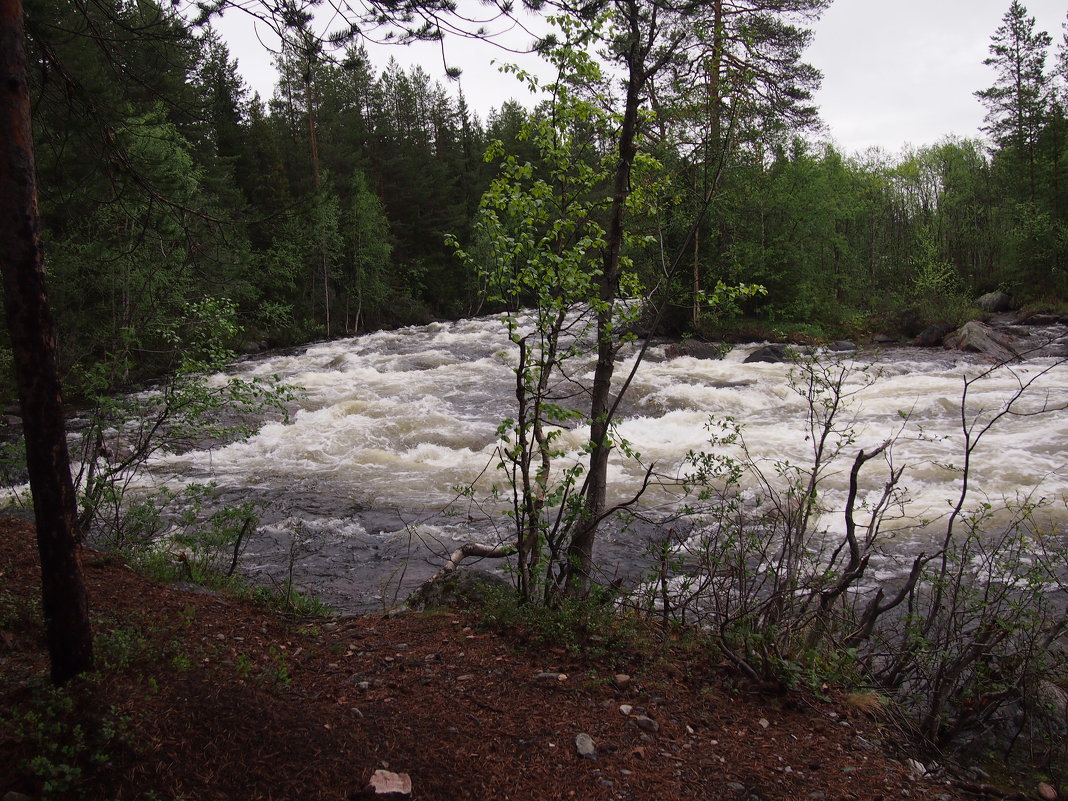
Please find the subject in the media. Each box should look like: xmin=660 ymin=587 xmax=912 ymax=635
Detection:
xmin=1018 ymin=312 xmax=1068 ymax=326
xmin=826 ymin=340 xmax=857 ymax=352
xmin=943 ymin=320 xmax=1025 ymax=362
xmin=743 ymin=343 xmax=795 ymax=363
xmin=666 ymin=338 xmax=730 ymax=360
xmin=912 ymin=323 xmax=954 ymax=348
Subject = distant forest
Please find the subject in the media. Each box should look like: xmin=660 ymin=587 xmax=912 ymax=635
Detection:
xmin=12 ymin=0 xmax=1068 ymax=403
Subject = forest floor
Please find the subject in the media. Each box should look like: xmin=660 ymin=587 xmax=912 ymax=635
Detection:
xmin=0 ymin=517 xmax=1017 ymax=801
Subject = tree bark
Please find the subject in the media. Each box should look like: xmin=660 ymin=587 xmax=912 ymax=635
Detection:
xmin=565 ymin=29 xmax=646 ymax=593
xmin=0 ymin=0 xmax=93 ymax=683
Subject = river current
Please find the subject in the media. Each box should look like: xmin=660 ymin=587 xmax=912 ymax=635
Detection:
xmin=134 ymin=314 xmax=1068 ymax=613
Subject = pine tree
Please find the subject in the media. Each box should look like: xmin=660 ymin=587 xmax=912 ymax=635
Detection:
xmin=976 ymin=0 xmax=1052 ymax=200
xmin=1 ymin=0 xmax=93 ymax=684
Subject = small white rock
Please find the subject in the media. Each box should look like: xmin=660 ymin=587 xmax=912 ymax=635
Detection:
xmin=365 ymin=769 xmax=412 ymax=798
xmin=906 ymin=758 xmax=926 ymax=778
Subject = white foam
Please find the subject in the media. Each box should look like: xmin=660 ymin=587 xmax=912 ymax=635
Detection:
xmin=141 ymin=316 xmax=1068 ymax=536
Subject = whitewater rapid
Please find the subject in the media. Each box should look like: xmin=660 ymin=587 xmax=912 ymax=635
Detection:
xmin=138 ymin=314 xmax=1067 ymax=611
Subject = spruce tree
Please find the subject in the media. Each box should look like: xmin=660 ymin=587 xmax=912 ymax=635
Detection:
xmin=976 ymin=0 xmax=1052 ymax=200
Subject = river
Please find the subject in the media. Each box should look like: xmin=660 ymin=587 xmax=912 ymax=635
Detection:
xmin=131 ymin=313 xmax=1068 ymax=613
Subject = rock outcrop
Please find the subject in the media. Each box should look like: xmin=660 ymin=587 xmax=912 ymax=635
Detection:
xmin=943 ymin=321 xmax=1026 ymax=362
xmin=912 ymin=323 xmax=954 ymax=348
xmin=974 ymin=291 xmax=1015 ymax=313
xmin=743 ymin=343 xmax=795 ymax=364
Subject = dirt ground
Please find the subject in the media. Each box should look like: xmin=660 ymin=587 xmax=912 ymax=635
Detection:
xmin=0 ymin=517 xmax=983 ymax=801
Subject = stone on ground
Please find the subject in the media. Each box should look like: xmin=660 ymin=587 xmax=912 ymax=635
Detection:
xmin=363 ymin=769 xmax=412 ymax=799
xmin=575 ymin=732 xmax=597 ymax=759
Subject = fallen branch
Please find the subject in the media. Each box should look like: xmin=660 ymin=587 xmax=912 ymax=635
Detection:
xmin=443 ymin=542 xmax=516 ymax=571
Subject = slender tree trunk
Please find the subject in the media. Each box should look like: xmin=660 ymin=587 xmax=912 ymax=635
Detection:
xmin=305 ymin=75 xmax=320 ymax=189
xmin=565 ymin=49 xmax=645 ymax=593
xmin=693 ymin=0 xmax=724 ymax=329
xmin=0 ymin=0 xmax=93 ymax=683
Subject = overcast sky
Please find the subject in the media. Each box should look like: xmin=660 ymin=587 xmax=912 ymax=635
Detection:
xmin=215 ymin=0 xmax=1068 ymax=156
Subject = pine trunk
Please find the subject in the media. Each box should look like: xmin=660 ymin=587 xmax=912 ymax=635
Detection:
xmin=0 ymin=0 xmax=93 ymax=684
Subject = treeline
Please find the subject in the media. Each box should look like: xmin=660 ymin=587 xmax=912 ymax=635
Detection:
xmin=23 ymin=0 xmax=512 ymax=400
xmin=12 ymin=0 xmax=1068 ymax=403
xmin=650 ymin=2 xmax=1068 ymax=337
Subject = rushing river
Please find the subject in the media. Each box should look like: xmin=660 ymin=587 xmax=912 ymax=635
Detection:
xmin=134 ymin=313 xmax=1068 ymax=613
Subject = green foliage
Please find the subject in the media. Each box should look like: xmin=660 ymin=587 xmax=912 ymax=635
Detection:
xmin=72 ymin=296 xmax=295 ymax=548
xmin=2 ymin=681 xmax=130 ymax=800
xmin=448 ymin=20 xmax=671 ymax=603
xmin=909 ymin=227 xmax=971 ymax=325
xmin=265 ymin=645 xmax=292 ymax=687
xmin=341 ymin=171 xmax=393 ymax=332
xmin=15 ymin=0 xmax=1068 ymax=386
xmin=476 ymin=581 xmax=641 ymax=661
xmin=247 ymin=585 xmax=333 ymax=617
xmin=644 ymin=351 xmax=1068 ymax=758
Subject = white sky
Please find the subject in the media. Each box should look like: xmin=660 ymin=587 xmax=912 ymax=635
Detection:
xmin=805 ymin=0 xmax=1067 ymax=154
xmin=214 ymin=0 xmax=1068 ymax=156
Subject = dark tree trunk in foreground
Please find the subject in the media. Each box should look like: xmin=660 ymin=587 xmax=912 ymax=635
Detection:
xmin=0 ymin=0 xmax=93 ymax=683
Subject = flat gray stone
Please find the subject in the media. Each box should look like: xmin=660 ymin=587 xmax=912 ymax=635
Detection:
xmin=575 ymin=732 xmax=597 ymax=759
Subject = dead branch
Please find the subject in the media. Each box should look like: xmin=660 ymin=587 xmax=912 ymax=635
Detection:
xmin=443 ymin=542 xmax=517 ymax=571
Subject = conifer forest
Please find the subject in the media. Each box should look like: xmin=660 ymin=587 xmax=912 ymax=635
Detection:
xmin=9 ymin=0 xmax=1068 ymax=408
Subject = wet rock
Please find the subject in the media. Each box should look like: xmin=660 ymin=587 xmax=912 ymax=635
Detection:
xmin=912 ymin=323 xmax=954 ymax=347
xmin=361 ymin=769 xmax=412 ymax=799
xmin=671 ymin=338 xmax=730 ymax=360
xmin=1018 ymin=313 xmax=1066 ymax=326
xmin=238 ymin=340 xmax=269 ymax=355
xmin=944 ymin=321 xmax=1025 ymax=362
xmin=975 ymin=291 xmax=1015 ymax=312
xmin=406 ymin=567 xmax=511 ymax=610
xmin=827 ymin=340 xmax=857 ymax=352
xmin=744 ymin=343 xmax=794 ymax=363
xmin=575 ymin=732 xmax=597 ymax=759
